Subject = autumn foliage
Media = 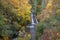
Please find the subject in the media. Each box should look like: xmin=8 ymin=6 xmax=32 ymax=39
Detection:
xmin=0 ymin=0 xmax=31 ymax=40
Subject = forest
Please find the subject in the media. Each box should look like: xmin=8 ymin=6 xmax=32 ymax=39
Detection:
xmin=0 ymin=0 xmax=60 ymax=40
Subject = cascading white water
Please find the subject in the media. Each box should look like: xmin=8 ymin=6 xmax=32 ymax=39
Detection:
xmin=30 ymin=11 xmax=38 ymax=25
xmin=31 ymin=13 xmax=35 ymax=25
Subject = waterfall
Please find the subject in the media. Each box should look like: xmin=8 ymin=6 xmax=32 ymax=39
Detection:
xmin=31 ymin=13 xmax=35 ymax=25
xmin=30 ymin=11 xmax=38 ymax=25
xmin=29 ymin=11 xmax=38 ymax=40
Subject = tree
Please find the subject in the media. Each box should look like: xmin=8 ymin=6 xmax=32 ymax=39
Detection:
xmin=0 ymin=0 xmax=31 ymax=40
xmin=36 ymin=0 xmax=60 ymax=40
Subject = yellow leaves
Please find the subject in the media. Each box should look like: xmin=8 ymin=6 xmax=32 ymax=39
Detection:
xmin=14 ymin=0 xmax=32 ymax=22
xmin=56 ymin=9 xmax=60 ymax=13
xmin=11 ymin=0 xmax=20 ymax=5
xmin=26 ymin=17 xmax=30 ymax=21
xmin=3 ymin=36 xmax=9 ymax=40
xmin=18 ymin=24 xmax=21 ymax=27
xmin=46 ymin=3 xmax=52 ymax=8
xmin=28 ymin=34 xmax=31 ymax=38
xmin=14 ymin=0 xmax=31 ymax=15
xmin=56 ymin=9 xmax=60 ymax=15
xmin=46 ymin=0 xmax=53 ymax=9
xmin=17 ymin=13 xmax=21 ymax=16
xmin=0 ymin=0 xmax=8 ymax=8
xmin=8 ymin=0 xmax=20 ymax=8
xmin=0 ymin=0 xmax=31 ymax=25
xmin=3 ymin=18 xmax=8 ymax=22
xmin=37 ymin=5 xmax=41 ymax=8
xmin=21 ymin=0 xmax=29 ymax=4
